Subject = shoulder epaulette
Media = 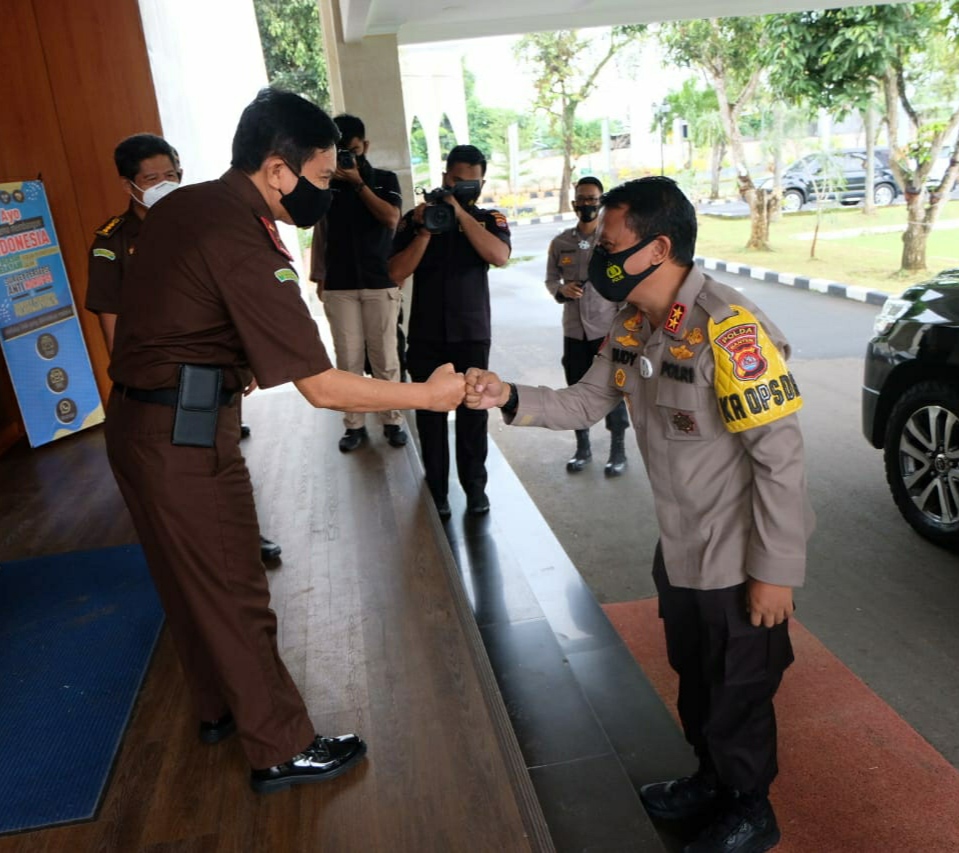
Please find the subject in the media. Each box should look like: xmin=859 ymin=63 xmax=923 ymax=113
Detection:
xmin=95 ymin=216 xmax=125 ymax=238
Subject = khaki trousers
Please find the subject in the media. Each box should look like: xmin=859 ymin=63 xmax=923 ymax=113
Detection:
xmin=322 ymin=287 xmax=402 ymax=429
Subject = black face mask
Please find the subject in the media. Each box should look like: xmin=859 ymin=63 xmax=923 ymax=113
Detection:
xmin=588 ymin=233 xmax=661 ymax=302
xmin=280 ymin=174 xmax=332 ymax=228
xmin=574 ymin=204 xmax=599 ymax=223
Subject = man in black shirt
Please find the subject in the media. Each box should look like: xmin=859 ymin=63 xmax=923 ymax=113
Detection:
xmin=389 ymin=145 xmax=511 ymax=518
xmin=310 ymin=114 xmax=406 ymax=452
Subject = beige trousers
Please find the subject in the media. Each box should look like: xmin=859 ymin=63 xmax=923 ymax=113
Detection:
xmin=322 ymin=287 xmax=403 ymax=429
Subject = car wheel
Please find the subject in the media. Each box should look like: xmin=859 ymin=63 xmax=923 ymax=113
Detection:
xmin=874 ymin=183 xmax=896 ymax=206
xmin=781 ymin=190 xmax=803 ymax=213
xmin=883 ymin=380 xmax=959 ymax=548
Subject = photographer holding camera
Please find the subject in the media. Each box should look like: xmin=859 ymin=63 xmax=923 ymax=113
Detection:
xmin=389 ymin=144 xmax=511 ymax=518
xmin=310 ymin=114 xmax=407 ymax=453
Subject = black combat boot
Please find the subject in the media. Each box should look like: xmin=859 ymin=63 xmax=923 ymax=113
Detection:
xmin=604 ymin=428 xmax=627 ymax=477
xmin=566 ymin=429 xmax=592 ymax=473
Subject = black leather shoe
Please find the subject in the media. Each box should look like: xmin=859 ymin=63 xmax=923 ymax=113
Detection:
xmin=640 ymin=773 xmax=720 ymax=821
xmin=250 ymin=733 xmax=367 ymax=794
xmin=467 ymin=492 xmax=490 ymax=515
xmin=604 ymin=430 xmax=627 ymax=477
xmin=199 ymin=712 xmax=236 ymax=745
xmin=684 ymin=797 xmax=780 ymax=853
xmin=383 ymin=424 xmax=408 ymax=447
xmin=240 ymin=423 xmax=252 ymax=439
xmin=566 ymin=429 xmax=591 ymax=473
xmin=434 ymin=497 xmax=452 ymax=520
xmin=338 ymin=427 xmax=368 ymax=453
xmin=259 ymin=535 xmax=282 ymax=562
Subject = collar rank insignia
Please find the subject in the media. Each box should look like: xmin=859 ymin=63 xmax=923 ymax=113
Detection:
xmin=616 ymin=332 xmax=639 ymax=348
xmin=672 ymin=411 xmax=696 ymax=433
xmin=664 ymin=301 xmax=687 ymax=335
xmin=258 ymin=216 xmax=293 ymax=261
xmin=669 ymin=343 xmax=694 ymax=360
xmin=685 ymin=327 xmax=704 ymax=346
xmin=623 ymin=311 xmax=643 ymax=332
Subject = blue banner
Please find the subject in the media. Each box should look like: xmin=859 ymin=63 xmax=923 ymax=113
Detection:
xmin=0 ymin=180 xmax=104 ymax=447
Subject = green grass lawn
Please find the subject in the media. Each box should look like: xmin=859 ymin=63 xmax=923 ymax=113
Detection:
xmin=697 ymin=200 xmax=959 ymax=294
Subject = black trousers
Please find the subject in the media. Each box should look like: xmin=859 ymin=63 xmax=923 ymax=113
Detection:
xmin=652 ymin=543 xmax=794 ymax=797
xmin=563 ymin=335 xmax=629 ymax=432
xmin=406 ymin=339 xmax=489 ymax=501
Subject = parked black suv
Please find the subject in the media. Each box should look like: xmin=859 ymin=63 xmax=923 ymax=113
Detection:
xmin=862 ymin=268 xmax=959 ymax=548
xmin=766 ymin=149 xmax=900 ymax=213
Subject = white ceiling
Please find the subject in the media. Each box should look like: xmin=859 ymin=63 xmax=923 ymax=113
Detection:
xmin=339 ymin=0 xmax=891 ymax=44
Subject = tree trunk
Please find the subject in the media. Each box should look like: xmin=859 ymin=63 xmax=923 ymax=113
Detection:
xmin=862 ymin=105 xmax=877 ymax=216
xmin=744 ymin=185 xmax=776 ymax=250
xmin=900 ymin=192 xmax=930 ymax=271
xmin=559 ymin=106 xmax=575 ymax=214
xmin=710 ymin=142 xmax=723 ymax=200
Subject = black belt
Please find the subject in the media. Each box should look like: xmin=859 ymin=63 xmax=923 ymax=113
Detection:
xmin=113 ymin=384 xmax=237 ymax=407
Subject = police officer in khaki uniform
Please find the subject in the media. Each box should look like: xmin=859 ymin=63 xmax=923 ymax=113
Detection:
xmin=545 ymin=176 xmax=629 ymax=475
xmin=466 ymin=177 xmax=813 ymax=853
xmin=105 ymin=89 xmax=465 ymax=793
xmin=85 ymin=133 xmax=282 ymax=564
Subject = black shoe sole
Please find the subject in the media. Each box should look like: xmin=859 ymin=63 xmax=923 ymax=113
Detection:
xmin=250 ymin=742 xmax=368 ymax=794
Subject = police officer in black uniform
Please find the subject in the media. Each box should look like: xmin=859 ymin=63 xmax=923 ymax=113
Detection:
xmin=388 ymin=145 xmax=511 ymax=518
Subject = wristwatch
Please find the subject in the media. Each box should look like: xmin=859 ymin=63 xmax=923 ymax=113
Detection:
xmin=500 ymin=383 xmax=519 ymax=414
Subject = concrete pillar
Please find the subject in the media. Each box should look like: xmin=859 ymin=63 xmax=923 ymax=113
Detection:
xmin=318 ymin=0 xmax=414 ymax=210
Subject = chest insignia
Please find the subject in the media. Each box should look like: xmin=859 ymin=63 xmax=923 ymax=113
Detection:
xmin=615 ymin=332 xmax=639 ymax=348
xmin=623 ymin=311 xmax=643 ymax=332
xmin=672 ymin=412 xmax=697 ymax=434
xmin=685 ymin=327 xmax=704 ymax=346
xmin=560 ymin=255 xmax=574 ymax=266
xmin=274 ymin=267 xmax=299 ymax=284
xmin=639 ymin=356 xmax=654 ymax=379
xmin=615 ymin=368 xmax=627 ymax=388
xmin=92 ymin=248 xmax=116 ymax=261
xmin=258 ymin=216 xmax=293 ymax=261
xmin=664 ymin=301 xmax=687 ymax=335
xmin=669 ymin=343 xmax=694 ymax=361
xmin=578 ymin=239 xmax=590 ymax=250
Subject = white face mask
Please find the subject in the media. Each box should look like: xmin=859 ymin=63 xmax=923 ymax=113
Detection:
xmin=133 ymin=180 xmax=179 ymax=208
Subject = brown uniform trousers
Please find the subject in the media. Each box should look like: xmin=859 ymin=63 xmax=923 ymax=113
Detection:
xmin=105 ymin=391 xmax=313 ymax=768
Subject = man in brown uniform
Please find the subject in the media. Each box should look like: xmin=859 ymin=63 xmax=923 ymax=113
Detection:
xmin=545 ymin=176 xmax=629 ymax=475
xmin=85 ymin=133 xmax=282 ymax=564
xmin=105 ymin=88 xmax=464 ymax=793
xmin=466 ymin=177 xmax=813 ymax=852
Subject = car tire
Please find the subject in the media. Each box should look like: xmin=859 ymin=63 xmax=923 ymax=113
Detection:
xmin=874 ymin=183 xmax=896 ymax=206
xmin=781 ymin=189 xmax=804 ymax=213
xmin=883 ymin=380 xmax=959 ymax=549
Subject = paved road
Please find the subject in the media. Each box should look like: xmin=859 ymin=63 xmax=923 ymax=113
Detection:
xmin=487 ymin=223 xmax=959 ymax=770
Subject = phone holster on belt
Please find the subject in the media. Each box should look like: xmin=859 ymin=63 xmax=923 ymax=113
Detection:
xmin=171 ymin=364 xmax=223 ymax=447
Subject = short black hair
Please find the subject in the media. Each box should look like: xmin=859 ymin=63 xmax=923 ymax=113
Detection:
xmin=446 ymin=144 xmax=487 ymax=176
xmin=601 ymin=177 xmax=697 ymax=265
xmin=231 ymin=88 xmax=340 ymax=174
xmin=334 ymin=114 xmax=365 ymax=145
xmin=113 ymin=134 xmax=179 ymax=181
xmin=576 ymin=176 xmax=604 ymax=194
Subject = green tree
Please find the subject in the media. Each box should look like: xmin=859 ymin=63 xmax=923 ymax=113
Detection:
xmin=660 ymin=17 xmax=774 ymax=249
xmin=253 ymin=0 xmax=329 ymax=108
xmin=463 ymin=65 xmax=526 ymax=160
xmin=515 ymin=26 xmax=644 ymax=213
xmin=765 ymin=3 xmax=959 ymax=271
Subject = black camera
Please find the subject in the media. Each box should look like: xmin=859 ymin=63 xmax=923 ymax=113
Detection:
xmin=420 ymin=181 xmax=481 ymax=234
xmin=337 ymin=149 xmax=356 ymax=170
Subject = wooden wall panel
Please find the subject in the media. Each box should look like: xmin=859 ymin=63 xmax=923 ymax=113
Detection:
xmin=0 ymin=0 xmax=162 ymax=446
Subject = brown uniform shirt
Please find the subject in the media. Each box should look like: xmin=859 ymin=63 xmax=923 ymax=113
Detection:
xmin=545 ymin=225 xmax=622 ymax=340
xmin=110 ymin=168 xmax=331 ymax=391
xmin=84 ymin=204 xmax=142 ymax=315
xmin=507 ymin=266 xmax=814 ymax=590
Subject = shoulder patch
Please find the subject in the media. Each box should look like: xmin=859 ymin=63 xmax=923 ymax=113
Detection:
xmin=258 ymin=216 xmax=293 ymax=261
xmin=490 ymin=211 xmax=510 ymax=231
xmin=709 ymin=305 xmax=802 ymax=433
xmin=274 ymin=267 xmax=299 ymax=284
xmin=92 ymin=248 xmax=116 ymax=261
xmin=95 ymin=216 xmax=124 ymax=238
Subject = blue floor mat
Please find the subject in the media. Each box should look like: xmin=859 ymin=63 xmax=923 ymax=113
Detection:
xmin=0 ymin=545 xmax=163 ymax=835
